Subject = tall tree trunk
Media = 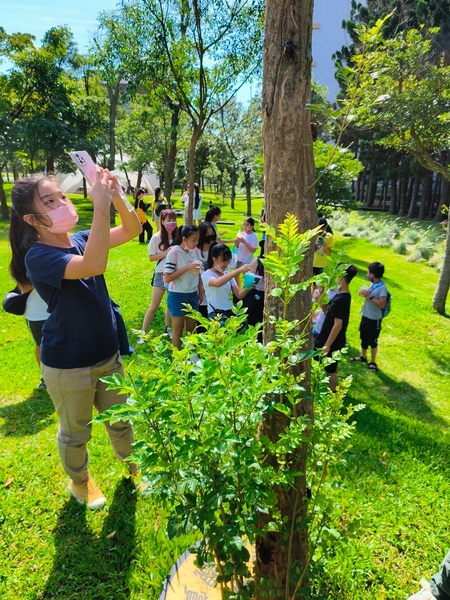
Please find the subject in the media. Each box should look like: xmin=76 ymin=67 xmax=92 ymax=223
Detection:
xmin=186 ymin=124 xmax=203 ymax=224
xmin=107 ymin=81 xmax=120 ymax=224
xmin=107 ymin=82 xmax=120 ymax=171
xmin=243 ymin=166 xmax=252 ymax=216
xmin=408 ymin=174 xmax=420 ymax=218
xmin=230 ymin=168 xmax=237 ymax=210
xmin=419 ymin=173 xmax=432 ymax=220
xmin=258 ymin=0 xmax=316 ymax=596
xmin=0 ymin=171 xmax=9 ymax=220
xmin=46 ymin=155 xmax=55 ymax=174
xmin=434 ymin=177 xmax=450 ymax=221
xmin=163 ymin=103 xmax=181 ymax=203
xmin=398 ymin=176 xmax=407 ymax=216
xmin=366 ymin=171 xmax=377 ymax=207
xmin=433 ymin=217 xmax=450 ymax=314
xmin=430 ymin=173 xmax=442 ymax=218
xmin=389 ymin=177 xmax=398 ymax=214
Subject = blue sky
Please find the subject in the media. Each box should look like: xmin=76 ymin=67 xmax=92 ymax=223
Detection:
xmin=0 ymin=0 xmax=119 ymax=56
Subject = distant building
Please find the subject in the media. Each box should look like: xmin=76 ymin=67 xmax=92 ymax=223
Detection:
xmin=312 ymin=0 xmax=363 ymax=101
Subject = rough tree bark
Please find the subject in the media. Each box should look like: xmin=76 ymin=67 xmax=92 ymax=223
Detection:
xmin=163 ymin=102 xmax=181 ymax=203
xmin=257 ymin=0 xmax=317 ymax=597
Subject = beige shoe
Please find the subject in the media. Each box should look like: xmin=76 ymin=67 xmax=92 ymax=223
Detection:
xmin=407 ymin=579 xmax=436 ymax=600
xmin=67 ymin=478 xmax=106 ymax=510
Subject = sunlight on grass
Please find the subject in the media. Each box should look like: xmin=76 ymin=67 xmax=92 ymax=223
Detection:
xmin=1 ymin=191 xmax=450 ymax=598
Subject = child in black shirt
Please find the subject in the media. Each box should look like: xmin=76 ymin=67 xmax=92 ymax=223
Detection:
xmin=315 ymin=264 xmax=358 ymax=391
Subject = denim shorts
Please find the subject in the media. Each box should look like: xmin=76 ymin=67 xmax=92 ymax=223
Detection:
xmin=167 ymin=291 xmax=199 ymax=317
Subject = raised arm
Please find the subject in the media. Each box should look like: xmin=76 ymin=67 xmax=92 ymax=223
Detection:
xmin=63 ymin=171 xmax=115 ymax=280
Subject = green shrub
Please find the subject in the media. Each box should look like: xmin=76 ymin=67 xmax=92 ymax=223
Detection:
xmin=394 ymin=240 xmax=407 ymax=255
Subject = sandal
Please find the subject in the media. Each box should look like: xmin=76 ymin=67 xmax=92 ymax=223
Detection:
xmin=368 ymin=362 xmax=378 ymax=372
xmin=350 ymin=355 xmax=367 ymax=363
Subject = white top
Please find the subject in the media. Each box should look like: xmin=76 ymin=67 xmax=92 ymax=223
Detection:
xmin=182 ymin=192 xmax=202 ymax=221
xmin=148 ymin=232 xmax=173 ymax=273
xmin=24 ymin=289 xmax=49 ymax=321
xmin=237 ymin=231 xmax=258 ymax=264
xmin=165 ymin=245 xmax=203 ymax=293
xmin=201 ymin=270 xmax=236 ymax=312
xmin=199 ymin=248 xmax=209 ymax=306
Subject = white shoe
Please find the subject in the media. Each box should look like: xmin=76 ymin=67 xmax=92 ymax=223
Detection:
xmin=165 ymin=326 xmax=172 ymax=339
xmin=407 ymin=579 xmax=435 ymax=600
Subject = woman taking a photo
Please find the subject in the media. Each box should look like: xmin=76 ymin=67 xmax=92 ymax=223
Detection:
xmin=9 ymin=170 xmax=142 ymax=510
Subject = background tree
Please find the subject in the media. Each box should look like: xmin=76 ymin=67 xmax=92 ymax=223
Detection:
xmin=127 ymin=0 xmax=263 ymax=222
xmin=343 ymin=20 xmax=450 ymax=312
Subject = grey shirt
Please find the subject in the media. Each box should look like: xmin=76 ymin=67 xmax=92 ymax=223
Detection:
xmin=362 ymin=281 xmax=387 ymax=320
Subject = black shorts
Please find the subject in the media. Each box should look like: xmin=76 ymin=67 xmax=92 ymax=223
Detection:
xmin=314 ymin=346 xmax=339 ymax=374
xmin=359 ymin=316 xmax=382 ymax=349
xmin=27 ymin=320 xmax=46 ymax=345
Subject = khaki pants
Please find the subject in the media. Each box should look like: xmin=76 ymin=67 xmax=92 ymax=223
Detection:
xmin=42 ymin=352 xmax=134 ymax=484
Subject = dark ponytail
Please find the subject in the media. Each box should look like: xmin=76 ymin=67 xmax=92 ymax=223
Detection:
xmin=194 ymin=183 xmax=200 ymax=210
xmin=9 ymin=174 xmax=46 ymax=286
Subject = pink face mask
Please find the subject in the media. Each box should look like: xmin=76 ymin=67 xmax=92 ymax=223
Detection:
xmin=164 ymin=221 xmax=178 ymax=232
xmin=40 ymin=202 xmax=79 ymax=234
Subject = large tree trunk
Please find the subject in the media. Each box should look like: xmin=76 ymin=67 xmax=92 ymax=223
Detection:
xmin=163 ymin=103 xmax=181 ymax=203
xmin=398 ymin=176 xmax=407 ymax=216
xmin=389 ymin=176 xmax=398 ymax=214
xmin=230 ymin=168 xmax=237 ymax=210
xmin=407 ymin=174 xmax=421 ymax=218
xmin=419 ymin=173 xmax=432 ymax=220
xmin=243 ymin=166 xmax=252 ymax=216
xmin=107 ymin=81 xmax=120 ymax=224
xmin=258 ymin=0 xmax=316 ymax=596
xmin=434 ymin=177 xmax=450 ymax=221
xmin=433 ymin=217 xmax=450 ymax=314
xmin=186 ymin=124 xmax=203 ymax=224
xmin=0 ymin=171 xmax=9 ymax=220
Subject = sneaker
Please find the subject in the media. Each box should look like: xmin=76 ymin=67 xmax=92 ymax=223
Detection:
xmin=165 ymin=326 xmax=172 ymax=339
xmin=407 ymin=579 xmax=435 ymax=600
xmin=38 ymin=378 xmax=47 ymax=389
xmin=67 ymin=478 xmax=106 ymax=510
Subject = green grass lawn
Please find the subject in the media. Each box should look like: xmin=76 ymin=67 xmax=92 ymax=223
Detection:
xmin=1 ymin=185 xmax=450 ymax=599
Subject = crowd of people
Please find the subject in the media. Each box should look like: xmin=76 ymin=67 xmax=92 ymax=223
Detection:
xmin=6 ymin=175 xmax=393 ymax=512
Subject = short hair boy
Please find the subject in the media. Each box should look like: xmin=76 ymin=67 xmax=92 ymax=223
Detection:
xmin=314 ymin=264 xmax=358 ymax=391
xmin=350 ymin=261 xmax=387 ymax=372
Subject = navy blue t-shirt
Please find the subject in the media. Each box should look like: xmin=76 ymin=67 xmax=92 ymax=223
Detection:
xmin=25 ymin=231 xmax=119 ymax=369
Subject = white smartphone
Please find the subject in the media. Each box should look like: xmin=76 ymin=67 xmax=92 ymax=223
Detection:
xmin=69 ymin=151 xmax=134 ymax=212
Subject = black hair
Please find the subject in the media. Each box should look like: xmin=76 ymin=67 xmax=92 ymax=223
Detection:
xmin=207 ymin=241 xmax=232 ymax=269
xmin=342 ymin=263 xmax=358 ymax=284
xmin=173 ymin=223 xmax=199 ymax=245
xmin=134 ymin=187 xmax=146 ymax=209
xmin=368 ymin=261 xmax=385 ymax=279
xmin=154 ymin=187 xmax=162 ymax=203
xmin=197 ymin=221 xmax=217 ymax=249
xmin=244 ymin=217 xmax=255 ymax=230
xmin=158 ymin=209 xmax=178 ymax=250
xmin=318 ymin=216 xmax=333 ymax=234
xmin=205 ymin=206 xmax=221 ymax=222
xmin=193 ymin=183 xmax=200 ymax=210
xmin=9 ymin=174 xmax=51 ymax=286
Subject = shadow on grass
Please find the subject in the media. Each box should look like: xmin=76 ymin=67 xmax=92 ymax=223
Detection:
xmin=0 ymin=390 xmax=55 ymax=437
xmin=39 ymin=478 xmax=137 ymax=600
xmin=343 ymin=344 xmax=448 ymax=429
